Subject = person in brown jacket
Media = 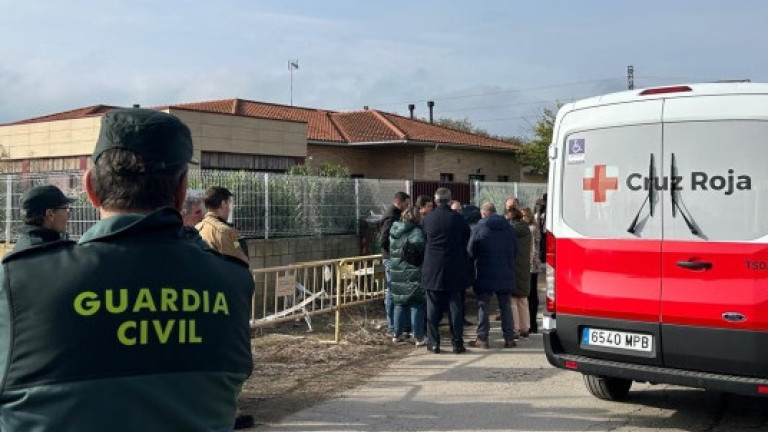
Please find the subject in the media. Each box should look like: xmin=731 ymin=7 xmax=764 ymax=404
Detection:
xmin=196 ymin=186 xmax=248 ymax=265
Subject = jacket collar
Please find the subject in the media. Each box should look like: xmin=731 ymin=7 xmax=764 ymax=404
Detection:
xmin=17 ymin=224 xmax=62 ymax=244
xmin=203 ymin=211 xmax=230 ymax=225
xmin=79 ymin=207 xmax=184 ymax=243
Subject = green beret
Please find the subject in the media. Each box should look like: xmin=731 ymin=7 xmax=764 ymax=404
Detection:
xmin=93 ymin=108 xmax=197 ymax=172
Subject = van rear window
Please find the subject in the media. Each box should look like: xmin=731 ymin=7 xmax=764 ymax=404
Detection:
xmin=561 ymin=121 xmax=768 ymax=242
xmin=562 ymin=124 xmax=662 ymax=240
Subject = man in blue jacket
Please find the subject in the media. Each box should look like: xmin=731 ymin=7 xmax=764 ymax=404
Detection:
xmin=0 ymin=108 xmax=254 ymax=432
xmin=467 ymin=202 xmax=517 ymax=348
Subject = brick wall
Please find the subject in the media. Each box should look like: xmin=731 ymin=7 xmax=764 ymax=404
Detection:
xmin=308 ymin=144 xmax=521 ymax=181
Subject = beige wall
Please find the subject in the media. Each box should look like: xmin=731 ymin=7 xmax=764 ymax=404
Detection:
xmin=0 ymin=110 xmax=307 ymax=172
xmin=245 ymin=234 xmax=359 ymax=270
xmin=169 ymin=109 xmax=307 ymax=161
xmin=0 ymin=117 xmax=101 ymax=160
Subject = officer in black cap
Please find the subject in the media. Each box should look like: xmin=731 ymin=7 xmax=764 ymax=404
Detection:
xmin=13 ymin=185 xmax=75 ymax=253
xmin=0 ymin=108 xmax=254 ymax=432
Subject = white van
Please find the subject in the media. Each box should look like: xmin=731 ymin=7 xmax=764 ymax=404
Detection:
xmin=543 ymin=83 xmax=768 ymax=400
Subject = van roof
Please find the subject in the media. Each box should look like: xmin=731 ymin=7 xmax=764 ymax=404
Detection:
xmin=567 ymin=82 xmax=768 ymax=111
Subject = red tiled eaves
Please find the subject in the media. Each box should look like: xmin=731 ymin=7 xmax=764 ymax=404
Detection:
xmin=2 ymin=105 xmax=117 ymax=126
xmin=378 ymin=111 xmax=521 ymax=150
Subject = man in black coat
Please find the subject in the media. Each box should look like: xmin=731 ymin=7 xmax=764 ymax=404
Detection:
xmin=421 ymin=187 xmax=471 ymax=353
xmin=467 ymin=202 xmax=517 ymax=349
xmin=379 ymin=191 xmax=410 ymax=336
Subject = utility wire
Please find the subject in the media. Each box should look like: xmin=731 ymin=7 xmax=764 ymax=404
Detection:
xmin=334 ymin=78 xmax=617 ymax=111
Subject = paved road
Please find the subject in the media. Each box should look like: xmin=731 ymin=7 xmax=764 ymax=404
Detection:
xmin=252 ymin=324 xmax=768 ymax=432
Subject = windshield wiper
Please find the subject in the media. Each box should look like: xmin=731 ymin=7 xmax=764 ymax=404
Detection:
xmin=627 ymin=153 xmax=654 ymax=234
xmin=670 ymin=153 xmax=699 ymax=235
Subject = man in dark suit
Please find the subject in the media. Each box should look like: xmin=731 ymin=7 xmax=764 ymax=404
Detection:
xmin=421 ymin=187 xmax=471 ymax=353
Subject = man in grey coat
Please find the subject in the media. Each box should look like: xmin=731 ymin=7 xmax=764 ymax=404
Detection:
xmin=421 ymin=187 xmax=471 ymax=354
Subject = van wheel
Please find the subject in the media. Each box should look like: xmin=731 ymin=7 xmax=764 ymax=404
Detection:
xmin=583 ymin=374 xmax=632 ymax=401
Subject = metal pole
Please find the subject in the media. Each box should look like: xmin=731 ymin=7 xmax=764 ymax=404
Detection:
xmin=5 ymin=175 xmax=12 ymax=244
xmin=264 ymin=173 xmax=270 ymax=240
xmin=355 ymin=179 xmax=360 ymax=236
xmin=334 ymin=261 xmax=342 ymax=343
xmin=405 ymin=179 xmax=412 ymax=197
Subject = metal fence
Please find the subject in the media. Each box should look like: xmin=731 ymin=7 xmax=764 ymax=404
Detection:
xmin=0 ymin=170 xmax=545 ymax=242
xmin=251 ymin=254 xmax=385 ymax=342
xmin=472 ymin=180 xmax=547 ymax=212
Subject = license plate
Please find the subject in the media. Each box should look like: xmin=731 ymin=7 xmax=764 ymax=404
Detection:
xmin=582 ymin=328 xmax=653 ymax=352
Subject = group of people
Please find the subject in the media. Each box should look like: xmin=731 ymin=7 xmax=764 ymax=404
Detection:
xmin=380 ymin=189 xmax=546 ymax=353
xmin=2 ymin=108 xmax=255 ymax=431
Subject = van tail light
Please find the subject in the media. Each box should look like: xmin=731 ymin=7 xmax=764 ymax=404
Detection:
xmin=545 ymin=230 xmax=556 ymax=313
xmin=639 ymin=85 xmax=692 ymax=96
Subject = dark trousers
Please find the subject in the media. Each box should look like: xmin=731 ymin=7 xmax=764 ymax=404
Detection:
xmin=476 ymin=291 xmax=515 ymax=342
xmin=426 ymin=289 xmax=465 ymax=348
xmin=528 ymin=273 xmax=540 ymax=332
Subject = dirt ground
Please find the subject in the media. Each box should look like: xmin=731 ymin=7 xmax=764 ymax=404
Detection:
xmin=239 ymin=302 xmax=414 ymax=426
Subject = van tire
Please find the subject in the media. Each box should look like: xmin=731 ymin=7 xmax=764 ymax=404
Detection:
xmin=583 ymin=374 xmax=632 ymax=400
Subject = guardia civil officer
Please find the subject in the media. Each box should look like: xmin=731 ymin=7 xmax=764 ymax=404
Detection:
xmin=12 ymin=184 xmax=75 ymax=253
xmin=0 ymin=108 xmax=254 ymax=432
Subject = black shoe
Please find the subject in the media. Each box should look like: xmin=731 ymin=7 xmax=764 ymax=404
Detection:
xmin=234 ymin=414 xmax=255 ymax=430
xmin=463 ymin=319 xmax=474 ymax=326
xmin=452 ymin=345 xmax=466 ymax=354
xmin=427 ymin=345 xmax=441 ymax=354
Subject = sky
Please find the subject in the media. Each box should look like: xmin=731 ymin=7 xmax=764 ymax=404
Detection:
xmin=1 ymin=1 xmax=765 ymax=138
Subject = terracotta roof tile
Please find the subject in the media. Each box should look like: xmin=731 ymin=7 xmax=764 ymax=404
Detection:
xmin=330 ymin=111 xmax=404 ymax=142
xmin=171 ymin=99 xmax=345 ymax=142
xmin=377 ymin=111 xmax=521 ymax=150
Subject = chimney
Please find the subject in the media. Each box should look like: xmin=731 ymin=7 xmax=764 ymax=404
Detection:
xmin=363 ymin=105 xmax=369 ymax=110
xmin=427 ymin=100 xmax=435 ymax=123
xmin=408 ymin=104 xmax=415 ymax=119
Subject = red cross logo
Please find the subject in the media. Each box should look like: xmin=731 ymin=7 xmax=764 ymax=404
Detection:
xmin=583 ymin=165 xmax=618 ymax=203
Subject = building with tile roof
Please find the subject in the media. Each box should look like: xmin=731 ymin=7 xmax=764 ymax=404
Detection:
xmin=0 ymin=98 xmax=525 ymax=182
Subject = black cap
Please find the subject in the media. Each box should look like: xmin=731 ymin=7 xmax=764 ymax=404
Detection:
xmin=92 ymin=108 xmax=198 ymax=172
xmin=20 ymin=185 xmax=75 ymax=216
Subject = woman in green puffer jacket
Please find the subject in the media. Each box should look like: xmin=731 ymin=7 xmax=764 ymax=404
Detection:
xmin=389 ymin=207 xmax=427 ymax=345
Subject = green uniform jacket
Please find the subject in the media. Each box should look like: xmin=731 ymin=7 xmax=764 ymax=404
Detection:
xmin=0 ymin=208 xmax=254 ymax=432
xmin=11 ymin=224 xmax=72 ymax=255
xmin=389 ymin=221 xmax=426 ymax=305
xmin=510 ymin=219 xmax=532 ymax=297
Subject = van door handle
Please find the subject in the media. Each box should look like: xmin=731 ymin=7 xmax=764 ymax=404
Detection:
xmin=676 ymin=260 xmax=712 ymax=270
